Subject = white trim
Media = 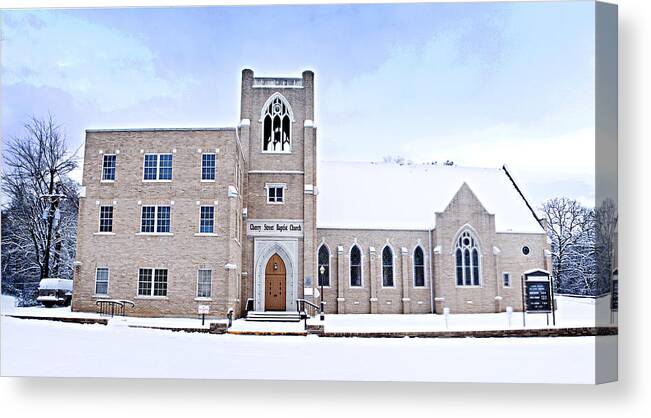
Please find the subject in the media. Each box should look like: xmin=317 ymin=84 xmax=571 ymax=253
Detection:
xmin=139 ymin=205 xmax=172 ymax=234
xmin=101 ymin=153 xmax=117 ymax=182
xmin=198 ymin=205 xmax=216 ymax=234
xmin=142 ymin=153 xmax=173 ymax=181
xmin=260 ymin=92 xmax=294 ymax=153
xmin=453 ymin=227 xmax=483 ymax=288
xmin=412 ymin=244 xmax=428 ymax=288
xmin=317 ymin=242 xmax=331 ymax=287
xmin=97 ymin=204 xmax=114 ymax=233
xmin=380 ymin=244 xmax=396 ymax=288
xmin=502 ymin=271 xmax=512 ymax=288
xmin=348 ymin=243 xmax=364 ymax=288
xmin=265 ymin=183 xmax=286 ymax=204
xmin=135 ymin=232 xmax=174 ymax=236
xmin=136 ymin=267 xmax=169 ymax=298
xmin=196 ymin=269 xmax=213 ymax=299
xmin=94 ymin=267 xmax=110 ymax=296
xmin=200 ymin=152 xmax=217 ymax=182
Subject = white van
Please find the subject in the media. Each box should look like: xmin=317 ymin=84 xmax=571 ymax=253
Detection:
xmin=36 ymin=278 xmax=73 ymax=307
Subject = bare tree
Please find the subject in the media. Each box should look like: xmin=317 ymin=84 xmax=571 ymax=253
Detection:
xmin=595 ymin=198 xmax=618 ymax=294
xmin=2 ymin=115 xmax=78 ymax=289
xmin=541 ymin=197 xmax=593 ymax=292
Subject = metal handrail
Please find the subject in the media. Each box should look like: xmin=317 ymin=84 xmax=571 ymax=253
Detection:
xmin=296 ymin=299 xmax=319 ymax=318
xmin=95 ymin=299 xmax=136 ymax=317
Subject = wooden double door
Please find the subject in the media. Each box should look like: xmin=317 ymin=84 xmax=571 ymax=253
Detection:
xmin=264 ymin=254 xmax=286 ymax=311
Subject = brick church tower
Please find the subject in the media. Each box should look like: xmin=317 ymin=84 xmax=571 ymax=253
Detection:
xmin=238 ymin=69 xmax=317 ymax=312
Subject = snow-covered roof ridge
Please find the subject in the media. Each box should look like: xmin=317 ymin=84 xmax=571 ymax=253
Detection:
xmin=316 ymin=161 xmax=544 ymax=233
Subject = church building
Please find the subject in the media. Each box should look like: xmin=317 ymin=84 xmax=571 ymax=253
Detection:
xmin=71 ymin=69 xmax=550 ymax=319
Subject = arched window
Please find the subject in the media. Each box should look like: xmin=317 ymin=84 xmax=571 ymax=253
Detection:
xmin=382 ymin=246 xmax=394 ymax=287
xmin=350 ymin=245 xmax=362 ymax=287
xmin=455 ymin=230 xmax=481 ymax=286
xmin=413 ymin=246 xmax=425 ymax=287
xmin=317 ymin=244 xmax=330 ymax=287
xmin=262 ymin=94 xmax=292 ymax=152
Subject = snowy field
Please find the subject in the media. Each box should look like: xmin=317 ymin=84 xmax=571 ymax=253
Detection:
xmin=1 ymin=295 xmax=615 ymax=383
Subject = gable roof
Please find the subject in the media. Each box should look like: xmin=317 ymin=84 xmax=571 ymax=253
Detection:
xmin=316 ymin=161 xmax=544 ymax=233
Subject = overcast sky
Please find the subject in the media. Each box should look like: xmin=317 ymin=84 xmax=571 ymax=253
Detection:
xmin=1 ymin=1 xmax=596 ymax=206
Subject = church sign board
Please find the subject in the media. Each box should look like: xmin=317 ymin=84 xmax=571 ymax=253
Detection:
xmin=247 ymin=220 xmax=304 ymax=237
xmin=521 ymin=269 xmax=555 ymax=326
xmin=611 ymin=269 xmax=618 ymax=312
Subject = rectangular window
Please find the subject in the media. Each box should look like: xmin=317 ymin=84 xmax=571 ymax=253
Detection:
xmin=95 ymin=267 xmax=109 ymax=295
xmin=156 ymin=206 xmax=171 ymax=233
xmin=197 ymin=269 xmax=212 ymax=298
xmin=158 ymin=154 xmax=173 ymax=180
xmin=503 ymin=272 xmax=511 ymax=287
xmin=99 ymin=206 xmax=113 ymax=232
xmin=201 ymin=153 xmax=216 ymax=181
xmin=153 ymin=269 xmax=168 ymax=296
xmin=143 ymin=154 xmax=158 ymax=180
xmin=140 ymin=206 xmax=156 ymax=233
xmin=267 ymin=184 xmax=284 ymax=203
xmin=138 ymin=268 xmax=167 ymax=297
xmin=138 ymin=268 xmax=152 ymax=296
xmin=143 ymin=153 xmax=173 ymax=181
xmin=140 ymin=206 xmax=171 ymax=233
xmin=200 ymin=206 xmax=215 ymax=233
xmin=102 ymin=154 xmax=116 ymax=181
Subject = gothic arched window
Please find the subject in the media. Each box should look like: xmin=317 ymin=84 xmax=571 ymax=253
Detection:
xmin=382 ymin=246 xmax=394 ymax=287
xmin=455 ymin=230 xmax=481 ymax=286
xmin=317 ymin=244 xmax=330 ymax=287
xmin=350 ymin=245 xmax=362 ymax=287
xmin=413 ymin=246 xmax=425 ymax=287
xmin=262 ymin=94 xmax=292 ymax=152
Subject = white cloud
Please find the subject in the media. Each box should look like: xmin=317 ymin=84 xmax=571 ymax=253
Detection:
xmin=2 ymin=11 xmax=196 ymax=112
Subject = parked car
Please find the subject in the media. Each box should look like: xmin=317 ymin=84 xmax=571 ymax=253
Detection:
xmin=36 ymin=278 xmax=73 ymax=307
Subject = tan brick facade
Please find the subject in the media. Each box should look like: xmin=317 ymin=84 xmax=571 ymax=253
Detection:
xmin=72 ymin=69 xmax=549 ymax=319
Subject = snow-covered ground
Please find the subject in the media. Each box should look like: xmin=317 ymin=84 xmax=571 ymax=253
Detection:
xmin=1 ymin=313 xmax=611 ymax=383
xmin=1 ymin=294 xmax=615 ymax=383
xmin=317 ymin=295 xmax=615 ymax=332
xmin=1 ymin=294 xmax=615 ymax=332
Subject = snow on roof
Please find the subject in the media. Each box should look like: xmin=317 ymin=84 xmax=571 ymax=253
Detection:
xmin=38 ymin=278 xmax=73 ymax=291
xmin=316 ymin=161 xmax=544 ymax=233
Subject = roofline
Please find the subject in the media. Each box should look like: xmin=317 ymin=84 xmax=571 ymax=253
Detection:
xmin=85 ymin=127 xmax=237 ymax=133
xmin=501 ymin=164 xmax=545 ymax=231
xmin=317 ymin=225 xmax=546 ymax=234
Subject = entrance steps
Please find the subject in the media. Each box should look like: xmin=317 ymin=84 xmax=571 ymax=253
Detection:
xmin=246 ymin=311 xmax=302 ymax=322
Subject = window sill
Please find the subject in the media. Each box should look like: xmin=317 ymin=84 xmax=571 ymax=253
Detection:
xmin=194 ymin=297 xmax=213 ymax=302
xmin=142 ymin=180 xmax=172 ymax=183
xmin=135 ymin=296 xmax=169 ymax=300
xmin=93 ymin=294 xmax=110 ymax=298
xmin=93 ymin=232 xmax=116 ymax=236
xmin=136 ymin=232 xmax=174 ymax=236
xmin=266 ymin=202 xmax=285 ymax=205
xmin=200 ymin=179 xmax=216 ymax=183
xmin=261 ymin=151 xmax=292 ymax=155
xmin=100 ymin=180 xmax=115 ymax=183
xmin=455 ymin=285 xmax=483 ymax=289
xmin=194 ymin=233 xmax=218 ymax=237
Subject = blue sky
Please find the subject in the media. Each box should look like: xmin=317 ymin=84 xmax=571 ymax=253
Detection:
xmin=1 ymin=1 xmax=596 ymax=206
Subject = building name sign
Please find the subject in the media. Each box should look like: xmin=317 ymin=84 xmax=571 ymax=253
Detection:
xmin=247 ymin=220 xmax=304 ymax=237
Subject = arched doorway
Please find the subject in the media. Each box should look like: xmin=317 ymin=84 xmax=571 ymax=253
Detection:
xmin=265 ymin=254 xmax=286 ymax=311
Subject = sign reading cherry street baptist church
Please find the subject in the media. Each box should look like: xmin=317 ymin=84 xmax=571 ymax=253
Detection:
xmin=247 ymin=220 xmax=304 ymax=237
